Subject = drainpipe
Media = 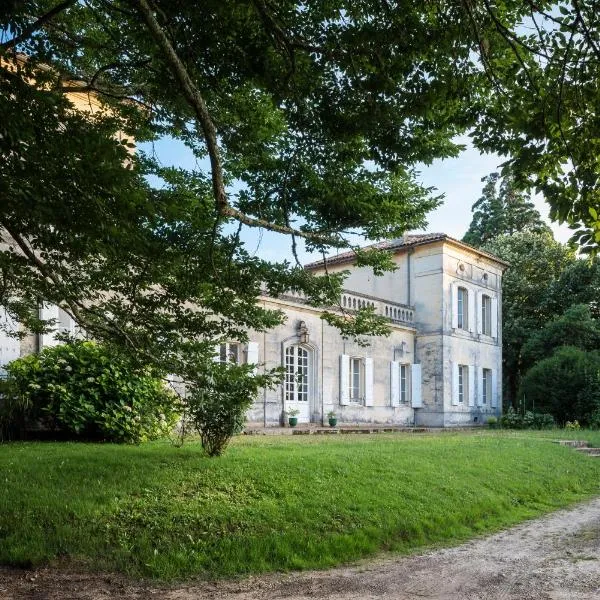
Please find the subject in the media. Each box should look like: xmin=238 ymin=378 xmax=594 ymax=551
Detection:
xmin=321 ymin=318 xmax=324 ymax=426
xmin=263 ymin=303 xmax=267 ymax=428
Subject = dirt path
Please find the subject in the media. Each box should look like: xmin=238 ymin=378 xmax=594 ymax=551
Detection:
xmin=2 ymin=498 xmax=600 ymax=600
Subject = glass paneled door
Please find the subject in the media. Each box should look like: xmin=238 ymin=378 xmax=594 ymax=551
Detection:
xmin=284 ymin=345 xmax=311 ymax=422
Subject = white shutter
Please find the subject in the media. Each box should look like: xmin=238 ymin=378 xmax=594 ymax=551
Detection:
xmin=468 ymin=289 xmax=475 ymax=332
xmin=0 ymin=308 xmax=20 ymax=371
xmin=451 ymin=283 xmax=458 ymax=329
xmin=476 ymin=291 xmax=483 ymax=334
xmin=452 ymin=362 xmax=459 ymax=406
xmin=247 ymin=342 xmax=259 ymax=374
xmin=364 ymin=357 xmax=374 ymax=406
xmin=339 ymin=354 xmax=350 ymax=405
xmin=491 ymin=297 xmax=498 ymax=339
xmin=212 ymin=344 xmax=221 ymax=362
xmin=411 ymin=363 xmax=422 ymax=408
xmin=491 ymin=369 xmax=498 ymax=408
xmin=390 ymin=361 xmax=400 ymax=407
xmin=40 ymin=303 xmax=60 ymax=349
xmin=469 ymin=364 xmax=476 ymax=407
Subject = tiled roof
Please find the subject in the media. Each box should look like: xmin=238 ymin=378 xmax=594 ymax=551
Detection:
xmin=304 ymin=233 xmax=509 ymax=269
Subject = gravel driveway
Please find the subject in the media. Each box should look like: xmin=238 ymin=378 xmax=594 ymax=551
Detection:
xmin=2 ymin=497 xmax=599 ymax=599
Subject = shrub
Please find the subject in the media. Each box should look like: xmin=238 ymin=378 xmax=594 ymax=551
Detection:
xmin=486 ymin=416 xmax=498 ymax=429
xmin=588 ymin=410 xmax=600 ymax=430
xmin=565 ymin=420 xmax=581 ymax=430
xmin=186 ymin=363 xmax=275 ymax=457
xmin=2 ymin=341 xmax=179 ymax=443
xmin=518 ymin=346 xmax=600 ymax=426
xmin=501 ymin=407 xmax=523 ymax=429
xmin=501 ymin=407 xmax=555 ymax=430
xmin=532 ymin=412 xmax=555 ymax=430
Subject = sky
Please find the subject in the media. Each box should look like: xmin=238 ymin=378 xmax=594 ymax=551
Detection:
xmin=143 ymin=136 xmax=573 ymax=264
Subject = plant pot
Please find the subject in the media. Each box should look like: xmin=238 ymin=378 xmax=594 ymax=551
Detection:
xmin=288 ymin=417 xmax=298 ymax=427
xmin=328 ymin=418 xmax=337 ymax=427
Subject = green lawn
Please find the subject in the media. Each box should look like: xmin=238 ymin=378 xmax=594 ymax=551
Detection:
xmin=1 ymin=431 xmax=599 ymax=581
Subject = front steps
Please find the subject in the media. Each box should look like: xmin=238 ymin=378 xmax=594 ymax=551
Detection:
xmin=554 ymin=439 xmax=600 ymax=456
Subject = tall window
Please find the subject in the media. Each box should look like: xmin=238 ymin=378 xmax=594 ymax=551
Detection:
xmin=481 ymin=295 xmax=492 ymax=336
xmin=400 ymin=364 xmax=409 ymax=404
xmin=219 ymin=342 xmax=242 ymax=364
xmin=458 ymin=364 xmax=469 ymax=404
xmin=349 ymin=357 xmax=365 ymax=402
xmin=285 ymin=345 xmax=309 ymax=403
xmin=482 ymin=368 xmax=492 ymax=405
xmin=457 ymin=287 xmax=468 ymax=330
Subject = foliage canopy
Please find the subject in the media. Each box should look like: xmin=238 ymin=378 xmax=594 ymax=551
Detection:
xmin=1 ymin=0 xmax=600 ymax=390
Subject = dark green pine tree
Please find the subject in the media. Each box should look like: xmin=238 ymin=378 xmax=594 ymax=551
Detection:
xmin=463 ymin=173 xmax=552 ymax=247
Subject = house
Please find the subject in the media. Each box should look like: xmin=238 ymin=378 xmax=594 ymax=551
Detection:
xmin=0 ymin=233 xmax=507 ymax=428
xmin=227 ymin=233 xmax=508 ymax=427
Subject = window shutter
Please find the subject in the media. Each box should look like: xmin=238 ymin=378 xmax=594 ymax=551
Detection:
xmin=452 ymin=362 xmax=459 ymax=406
xmin=364 ymin=357 xmax=374 ymax=406
xmin=491 ymin=369 xmax=498 ymax=408
xmin=339 ymin=354 xmax=350 ymax=405
xmin=390 ymin=361 xmax=400 ymax=407
xmin=247 ymin=342 xmax=259 ymax=374
xmin=0 ymin=308 xmax=20 ymax=371
xmin=451 ymin=283 xmax=458 ymax=329
xmin=491 ymin=297 xmax=498 ymax=339
xmin=40 ymin=303 xmax=60 ymax=349
xmin=468 ymin=364 xmax=476 ymax=407
xmin=476 ymin=291 xmax=483 ymax=334
xmin=212 ymin=344 xmax=221 ymax=362
xmin=411 ymin=363 xmax=422 ymax=408
xmin=468 ymin=289 xmax=475 ymax=332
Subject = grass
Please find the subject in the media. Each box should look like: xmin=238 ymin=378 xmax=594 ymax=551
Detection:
xmin=1 ymin=431 xmax=599 ymax=581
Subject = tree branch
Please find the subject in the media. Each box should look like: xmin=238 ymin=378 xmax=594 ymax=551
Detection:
xmin=0 ymin=0 xmax=77 ymax=50
xmin=128 ymin=0 xmax=228 ymax=214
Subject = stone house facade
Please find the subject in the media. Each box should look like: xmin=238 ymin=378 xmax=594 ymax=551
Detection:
xmin=0 ymin=233 xmax=507 ymax=428
xmin=237 ymin=233 xmax=507 ymax=427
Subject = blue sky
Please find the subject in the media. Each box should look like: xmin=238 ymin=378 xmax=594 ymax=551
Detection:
xmin=143 ymin=136 xmax=572 ymax=264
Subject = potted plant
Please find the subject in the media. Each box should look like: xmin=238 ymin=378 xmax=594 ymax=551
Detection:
xmin=286 ymin=408 xmax=300 ymax=427
xmin=327 ymin=411 xmax=337 ymax=427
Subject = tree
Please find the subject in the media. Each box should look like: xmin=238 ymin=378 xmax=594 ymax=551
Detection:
xmin=542 ymin=258 xmax=600 ymax=321
xmin=463 ymin=172 xmax=551 ymax=247
xmin=482 ymin=232 xmax=574 ymax=406
xmin=521 ymin=304 xmax=600 ymax=370
xmin=1 ymin=1 xmax=600 ymax=427
xmin=518 ymin=346 xmax=600 ymax=426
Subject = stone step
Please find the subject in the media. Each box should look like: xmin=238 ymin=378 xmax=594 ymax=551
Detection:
xmin=575 ymin=447 xmax=600 ymax=456
xmin=554 ymin=440 xmax=590 ymax=448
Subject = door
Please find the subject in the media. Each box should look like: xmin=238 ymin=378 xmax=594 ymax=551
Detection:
xmin=284 ymin=344 xmax=311 ymax=422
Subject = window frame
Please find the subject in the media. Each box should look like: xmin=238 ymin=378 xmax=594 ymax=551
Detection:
xmin=481 ymin=294 xmax=492 ymax=336
xmin=284 ymin=344 xmax=310 ymax=404
xmin=482 ymin=368 xmax=492 ymax=406
xmin=457 ymin=286 xmax=468 ymax=330
xmin=400 ymin=363 xmax=409 ymax=404
xmin=349 ymin=356 xmax=365 ymax=403
xmin=218 ymin=342 xmax=244 ymax=365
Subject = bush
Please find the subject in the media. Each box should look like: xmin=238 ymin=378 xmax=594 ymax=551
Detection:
xmin=2 ymin=341 xmax=179 ymax=443
xmin=588 ymin=410 xmax=600 ymax=430
xmin=186 ymin=364 xmax=272 ymax=457
xmin=486 ymin=416 xmax=498 ymax=429
xmin=518 ymin=346 xmax=600 ymax=426
xmin=501 ymin=407 xmax=555 ymax=430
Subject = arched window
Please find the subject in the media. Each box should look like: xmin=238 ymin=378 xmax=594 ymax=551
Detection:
xmin=285 ymin=345 xmax=310 ymax=403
